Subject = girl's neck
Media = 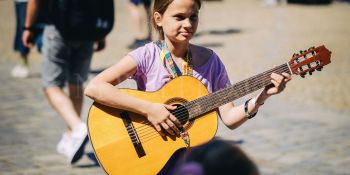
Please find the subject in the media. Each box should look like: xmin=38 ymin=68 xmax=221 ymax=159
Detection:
xmin=164 ymin=38 xmax=189 ymax=59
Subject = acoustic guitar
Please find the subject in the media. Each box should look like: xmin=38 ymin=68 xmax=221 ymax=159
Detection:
xmin=87 ymin=45 xmax=331 ymax=174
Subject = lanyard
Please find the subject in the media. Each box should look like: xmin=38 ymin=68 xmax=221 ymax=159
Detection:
xmin=158 ymin=41 xmax=193 ymax=79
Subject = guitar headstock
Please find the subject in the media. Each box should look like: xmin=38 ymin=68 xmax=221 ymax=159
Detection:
xmin=288 ymin=45 xmax=331 ymax=78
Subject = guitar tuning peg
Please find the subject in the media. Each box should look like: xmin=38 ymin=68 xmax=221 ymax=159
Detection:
xmin=300 ymin=73 xmax=306 ymax=78
xmin=303 ymin=51 xmax=308 ymax=58
xmin=307 ymin=64 xmax=314 ymax=75
xmin=316 ymin=60 xmax=321 ymax=65
xmin=295 ymin=59 xmax=303 ymax=73
xmin=308 ymin=46 xmax=315 ymax=51
xmin=316 ymin=66 xmax=323 ymax=71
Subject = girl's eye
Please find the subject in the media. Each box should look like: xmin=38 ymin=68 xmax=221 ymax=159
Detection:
xmin=175 ymin=15 xmax=185 ymax=21
xmin=190 ymin=15 xmax=198 ymax=21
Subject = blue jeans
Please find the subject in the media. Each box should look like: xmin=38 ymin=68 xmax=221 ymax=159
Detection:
xmin=14 ymin=2 xmax=44 ymax=55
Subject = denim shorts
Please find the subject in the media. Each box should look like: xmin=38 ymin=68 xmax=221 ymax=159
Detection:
xmin=42 ymin=25 xmax=93 ymax=88
xmin=130 ymin=0 xmax=151 ymax=7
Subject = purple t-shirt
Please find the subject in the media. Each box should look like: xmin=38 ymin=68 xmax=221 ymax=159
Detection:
xmin=128 ymin=42 xmax=231 ymax=93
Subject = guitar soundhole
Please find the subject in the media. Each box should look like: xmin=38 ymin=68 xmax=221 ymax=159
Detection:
xmin=171 ymin=104 xmax=189 ymax=125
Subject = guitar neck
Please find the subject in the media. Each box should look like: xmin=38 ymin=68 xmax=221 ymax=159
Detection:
xmin=184 ymin=63 xmax=291 ymax=119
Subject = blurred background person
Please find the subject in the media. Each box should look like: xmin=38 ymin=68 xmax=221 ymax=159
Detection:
xmin=22 ymin=0 xmax=113 ymax=164
xmin=12 ymin=0 xmax=44 ymax=78
xmin=263 ymin=0 xmax=285 ymax=6
xmin=127 ymin=0 xmax=152 ymax=49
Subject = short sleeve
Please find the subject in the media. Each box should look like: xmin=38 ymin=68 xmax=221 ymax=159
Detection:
xmin=211 ymin=52 xmax=231 ymax=92
xmin=127 ymin=45 xmax=150 ymax=79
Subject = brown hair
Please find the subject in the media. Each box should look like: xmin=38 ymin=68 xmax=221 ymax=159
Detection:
xmin=152 ymin=0 xmax=202 ymax=40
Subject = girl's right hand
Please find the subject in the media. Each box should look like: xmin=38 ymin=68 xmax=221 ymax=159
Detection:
xmin=145 ymin=103 xmax=182 ymax=137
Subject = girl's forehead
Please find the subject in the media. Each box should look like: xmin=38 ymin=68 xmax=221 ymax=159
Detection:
xmin=166 ymin=0 xmax=199 ymax=13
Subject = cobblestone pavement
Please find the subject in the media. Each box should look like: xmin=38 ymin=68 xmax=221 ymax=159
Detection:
xmin=1 ymin=0 xmax=350 ymax=174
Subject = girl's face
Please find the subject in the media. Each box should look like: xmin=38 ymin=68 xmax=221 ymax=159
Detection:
xmin=155 ymin=0 xmax=199 ymax=43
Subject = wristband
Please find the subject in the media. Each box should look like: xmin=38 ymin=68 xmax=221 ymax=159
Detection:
xmin=244 ymin=98 xmax=257 ymax=119
xmin=251 ymin=97 xmax=264 ymax=106
xmin=23 ymin=26 xmax=35 ymax=31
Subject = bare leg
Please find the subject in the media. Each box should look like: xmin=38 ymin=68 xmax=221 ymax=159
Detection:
xmin=68 ymin=84 xmax=84 ymax=117
xmin=144 ymin=4 xmax=152 ymax=40
xmin=128 ymin=2 xmax=147 ymax=40
xmin=20 ymin=53 xmax=29 ymax=65
xmin=44 ymin=86 xmax=81 ymax=130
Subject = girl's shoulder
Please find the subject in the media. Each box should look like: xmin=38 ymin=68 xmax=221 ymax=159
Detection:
xmin=190 ymin=44 xmax=217 ymax=68
xmin=128 ymin=42 xmax=160 ymax=60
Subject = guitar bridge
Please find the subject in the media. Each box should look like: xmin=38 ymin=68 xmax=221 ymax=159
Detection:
xmin=121 ymin=111 xmax=146 ymax=158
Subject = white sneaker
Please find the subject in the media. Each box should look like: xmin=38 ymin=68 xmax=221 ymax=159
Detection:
xmin=263 ymin=0 xmax=279 ymax=6
xmin=56 ymin=123 xmax=89 ymax=164
xmin=57 ymin=132 xmax=71 ymax=155
xmin=69 ymin=122 xmax=89 ymax=164
xmin=11 ymin=64 xmax=29 ymax=78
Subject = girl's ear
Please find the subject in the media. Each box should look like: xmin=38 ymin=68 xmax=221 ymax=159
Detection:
xmin=154 ymin=12 xmax=163 ymax=27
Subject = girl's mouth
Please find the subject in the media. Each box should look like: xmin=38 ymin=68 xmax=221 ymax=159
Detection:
xmin=181 ymin=32 xmax=192 ymax=37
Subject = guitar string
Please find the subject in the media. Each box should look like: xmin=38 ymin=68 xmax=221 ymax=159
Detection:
xmin=139 ymin=64 xmax=321 ymax=143
xmin=167 ymin=65 xmax=290 ymax=120
xmin=131 ymin=68 xmax=292 ymax=144
xmin=130 ymin=66 xmax=290 ymax=137
xmin=138 ymin=127 xmax=158 ymax=138
xmin=131 ymin=67 xmax=292 ymax=142
xmin=132 ymin=65 xmax=290 ymax=133
xmin=170 ymin=66 xmax=291 ymax=120
xmin=141 ymin=133 xmax=165 ymax=143
xmin=125 ymin=124 xmax=158 ymax=142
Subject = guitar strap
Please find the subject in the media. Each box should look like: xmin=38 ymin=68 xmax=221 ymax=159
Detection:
xmin=156 ymin=40 xmax=193 ymax=79
xmin=156 ymin=40 xmax=192 ymax=147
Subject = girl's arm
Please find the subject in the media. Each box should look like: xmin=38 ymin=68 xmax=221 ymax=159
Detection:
xmin=219 ymin=72 xmax=291 ymax=129
xmin=85 ymin=56 xmax=146 ymax=114
xmin=84 ymin=56 xmax=181 ymax=136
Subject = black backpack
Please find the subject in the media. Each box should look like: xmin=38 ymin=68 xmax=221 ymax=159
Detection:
xmin=47 ymin=0 xmax=115 ymax=41
xmin=287 ymin=0 xmax=333 ymax=4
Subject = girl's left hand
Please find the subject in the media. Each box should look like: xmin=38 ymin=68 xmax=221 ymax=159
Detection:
xmin=264 ymin=72 xmax=292 ymax=96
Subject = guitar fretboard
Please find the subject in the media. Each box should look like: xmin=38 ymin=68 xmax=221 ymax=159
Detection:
xmin=184 ymin=63 xmax=291 ymax=119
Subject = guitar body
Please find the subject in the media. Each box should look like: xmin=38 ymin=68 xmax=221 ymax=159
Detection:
xmin=88 ymin=76 xmax=219 ymax=175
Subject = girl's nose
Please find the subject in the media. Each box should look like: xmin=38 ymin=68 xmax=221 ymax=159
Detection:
xmin=183 ymin=18 xmax=192 ymax=28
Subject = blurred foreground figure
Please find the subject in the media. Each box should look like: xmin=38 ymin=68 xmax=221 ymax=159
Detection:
xmin=176 ymin=139 xmax=259 ymax=175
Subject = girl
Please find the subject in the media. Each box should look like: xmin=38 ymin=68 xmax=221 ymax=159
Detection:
xmin=85 ymin=0 xmax=290 ymax=173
